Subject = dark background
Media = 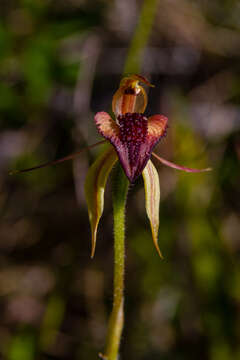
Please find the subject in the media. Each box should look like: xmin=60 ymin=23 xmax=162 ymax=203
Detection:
xmin=1 ymin=0 xmax=240 ymax=359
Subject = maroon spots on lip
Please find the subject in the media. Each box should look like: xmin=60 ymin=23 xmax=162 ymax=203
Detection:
xmin=118 ymin=112 xmax=147 ymax=143
xmin=118 ymin=112 xmax=148 ymax=166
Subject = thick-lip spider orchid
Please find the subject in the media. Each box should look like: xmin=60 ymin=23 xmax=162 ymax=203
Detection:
xmin=11 ymin=74 xmax=211 ymax=258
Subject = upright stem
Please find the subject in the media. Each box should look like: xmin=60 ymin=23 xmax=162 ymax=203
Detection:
xmin=102 ymin=165 xmax=129 ymax=360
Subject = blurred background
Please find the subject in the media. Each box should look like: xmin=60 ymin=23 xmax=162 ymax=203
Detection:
xmin=1 ymin=0 xmax=240 ymax=359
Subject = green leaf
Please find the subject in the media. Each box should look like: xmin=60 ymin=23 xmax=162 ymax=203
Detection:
xmin=142 ymin=160 xmax=162 ymax=258
xmin=85 ymin=146 xmax=118 ymax=258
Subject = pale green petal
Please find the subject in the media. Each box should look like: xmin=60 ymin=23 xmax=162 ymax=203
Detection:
xmin=85 ymin=146 xmax=118 ymax=258
xmin=142 ymin=160 xmax=162 ymax=258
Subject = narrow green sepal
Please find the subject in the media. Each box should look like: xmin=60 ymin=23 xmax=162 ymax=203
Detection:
xmin=84 ymin=146 xmax=118 ymax=258
xmin=142 ymin=160 xmax=162 ymax=258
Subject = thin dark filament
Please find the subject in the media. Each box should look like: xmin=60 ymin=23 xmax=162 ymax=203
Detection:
xmin=152 ymin=152 xmax=212 ymax=172
xmin=10 ymin=140 xmax=106 ymax=175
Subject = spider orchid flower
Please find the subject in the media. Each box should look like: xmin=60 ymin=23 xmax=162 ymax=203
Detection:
xmin=11 ymin=75 xmax=211 ymax=258
xmin=85 ymin=74 xmax=211 ymax=258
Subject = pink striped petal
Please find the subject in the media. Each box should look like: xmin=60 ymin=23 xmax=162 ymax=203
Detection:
xmin=147 ymin=115 xmax=168 ymax=146
xmin=152 ymin=153 xmax=212 ymax=172
xmin=95 ymin=111 xmax=131 ymax=180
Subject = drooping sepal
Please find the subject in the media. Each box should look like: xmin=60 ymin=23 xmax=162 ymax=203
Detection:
xmin=142 ymin=159 xmax=162 ymax=258
xmin=84 ymin=146 xmax=118 ymax=258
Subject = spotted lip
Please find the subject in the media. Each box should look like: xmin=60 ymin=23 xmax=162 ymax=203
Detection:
xmin=95 ymin=111 xmax=168 ymax=182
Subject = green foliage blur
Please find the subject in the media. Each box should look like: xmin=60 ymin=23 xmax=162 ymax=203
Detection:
xmin=1 ymin=0 xmax=240 ymax=359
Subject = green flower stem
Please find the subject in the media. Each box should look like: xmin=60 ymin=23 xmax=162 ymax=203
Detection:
xmin=103 ymin=165 xmax=129 ymax=360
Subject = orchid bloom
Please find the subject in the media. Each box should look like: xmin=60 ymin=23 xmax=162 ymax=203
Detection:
xmin=11 ymin=74 xmax=211 ymax=258
xmin=85 ymin=75 xmax=211 ymax=258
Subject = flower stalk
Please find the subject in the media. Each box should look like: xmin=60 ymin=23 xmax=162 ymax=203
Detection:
xmin=100 ymin=165 xmax=129 ymax=360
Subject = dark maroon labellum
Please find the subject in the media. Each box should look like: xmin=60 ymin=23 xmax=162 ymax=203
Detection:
xmin=118 ymin=113 xmax=148 ymax=167
xmin=95 ymin=110 xmax=168 ymax=183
